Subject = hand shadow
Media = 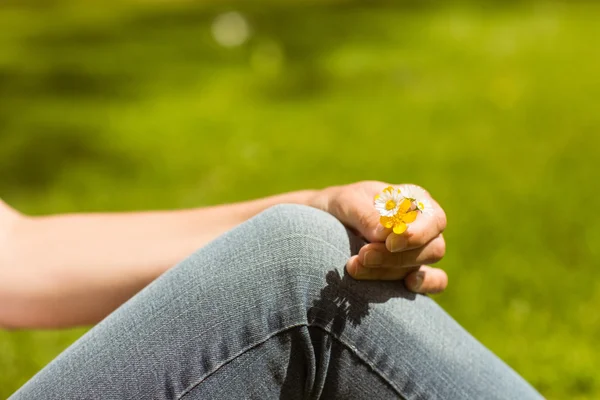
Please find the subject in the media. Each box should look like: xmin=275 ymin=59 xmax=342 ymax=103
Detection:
xmin=307 ymin=268 xmax=417 ymax=338
xmin=281 ymin=232 xmax=418 ymax=397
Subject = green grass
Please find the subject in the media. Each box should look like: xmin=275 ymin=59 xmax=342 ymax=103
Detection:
xmin=1 ymin=1 xmax=599 ymax=398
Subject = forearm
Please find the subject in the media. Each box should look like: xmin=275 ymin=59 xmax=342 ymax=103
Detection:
xmin=0 ymin=190 xmax=319 ymax=329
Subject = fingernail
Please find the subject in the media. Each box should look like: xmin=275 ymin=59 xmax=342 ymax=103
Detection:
xmin=412 ymin=271 xmax=425 ymax=291
xmin=375 ymin=224 xmax=386 ymax=234
xmin=389 ymin=234 xmax=407 ymax=252
xmin=363 ymin=250 xmax=383 ymax=266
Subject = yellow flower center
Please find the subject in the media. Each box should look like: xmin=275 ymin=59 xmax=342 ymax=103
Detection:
xmin=385 ymin=200 xmax=397 ymax=210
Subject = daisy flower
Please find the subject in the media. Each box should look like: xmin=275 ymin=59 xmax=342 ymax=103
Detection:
xmin=415 ymin=197 xmax=433 ymax=215
xmin=373 ymin=186 xmax=404 ymax=217
xmin=379 ymin=199 xmax=419 ymax=234
xmin=400 ymin=184 xmax=434 ymax=215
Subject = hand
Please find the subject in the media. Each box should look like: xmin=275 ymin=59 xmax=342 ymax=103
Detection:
xmin=312 ymin=181 xmax=448 ymax=294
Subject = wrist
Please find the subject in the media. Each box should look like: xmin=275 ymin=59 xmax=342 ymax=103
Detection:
xmin=307 ymin=186 xmax=339 ymax=215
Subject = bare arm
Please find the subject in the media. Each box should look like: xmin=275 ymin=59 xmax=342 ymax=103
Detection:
xmin=0 ymin=191 xmax=318 ymax=329
xmin=0 ymin=182 xmax=449 ymax=330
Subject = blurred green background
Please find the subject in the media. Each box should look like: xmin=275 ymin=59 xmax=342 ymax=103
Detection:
xmin=1 ymin=0 xmax=599 ymax=398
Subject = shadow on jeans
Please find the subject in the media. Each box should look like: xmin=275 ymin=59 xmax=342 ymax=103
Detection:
xmin=308 ymin=269 xmax=416 ymax=337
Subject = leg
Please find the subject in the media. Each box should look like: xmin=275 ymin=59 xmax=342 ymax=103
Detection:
xmin=10 ymin=205 xmax=542 ymax=400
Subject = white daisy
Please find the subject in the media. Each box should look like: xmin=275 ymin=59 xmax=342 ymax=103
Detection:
xmin=416 ymin=197 xmax=434 ymax=215
xmin=374 ymin=186 xmax=405 ymax=217
xmin=400 ymin=184 xmax=434 ymax=215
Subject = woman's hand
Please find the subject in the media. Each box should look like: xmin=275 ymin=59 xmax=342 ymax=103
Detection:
xmin=311 ymin=181 xmax=448 ymax=294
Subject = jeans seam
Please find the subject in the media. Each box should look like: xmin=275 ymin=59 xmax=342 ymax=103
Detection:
xmin=306 ymin=322 xmax=407 ymax=399
xmin=308 ymin=322 xmax=470 ymax=400
xmin=148 ymin=233 xmax=349 ymax=352
xmin=66 ymin=233 xmax=348 ymax=382
xmin=176 ymin=322 xmax=308 ymax=400
xmin=177 ymin=321 xmax=416 ymax=400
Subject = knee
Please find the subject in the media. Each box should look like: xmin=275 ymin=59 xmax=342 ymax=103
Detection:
xmin=185 ymin=204 xmax=357 ymax=322
xmin=235 ymin=204 xmax=355 ymax=284
xmin=254 ymin=204 xmax=353 ymax=260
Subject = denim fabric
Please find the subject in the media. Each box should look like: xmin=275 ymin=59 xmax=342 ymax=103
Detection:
xmin=10 ymin=204 xmax=543 ymax=400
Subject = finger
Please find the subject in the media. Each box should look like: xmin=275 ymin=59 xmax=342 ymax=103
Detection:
xmin=369 ymin=185 xmax=434 ymax=243
xmin=404 ymin=265 xmax=448 ymax=294
xmin=327 ymin=190 xmax=388 ymax=243
xmin=359 ymin=236 xmax=446 ymax=268
xmin=370 ymin=223 xmax=393 ymax=243
xmin=347 ymin=255 xmax=420 ymax=280
xmin=386 ymin=200 xmax=447 ymax=253
xmin=362 ymin=210 xmax=398 ymax=243
xmin=356 ymin=211 xmax=392 ymax=243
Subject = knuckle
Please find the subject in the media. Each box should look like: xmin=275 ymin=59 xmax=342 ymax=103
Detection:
xmin=436 ymin=209 xmax=448 ymax=232
xmin=359 ymin=244 xmax=375 ymax=258
xmin=432 ymin=277 xmax=448 ymax=293
xmin=357 ymin=212 xmax=371 ymax=229
xmin=430 ymin=240 xmax=446 ymax=261
xmin=406 ymin=229 xmax=426 ymax=247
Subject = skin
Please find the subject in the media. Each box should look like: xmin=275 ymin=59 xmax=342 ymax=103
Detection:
xmin=0 ymin=181 xmax=447 ymax=329
xmin=316 ymin=181 xmax=448 ymax=290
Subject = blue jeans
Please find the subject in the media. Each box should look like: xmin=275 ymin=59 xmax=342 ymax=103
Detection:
xmin=10 ymin=205 xmax=542 ymax=399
